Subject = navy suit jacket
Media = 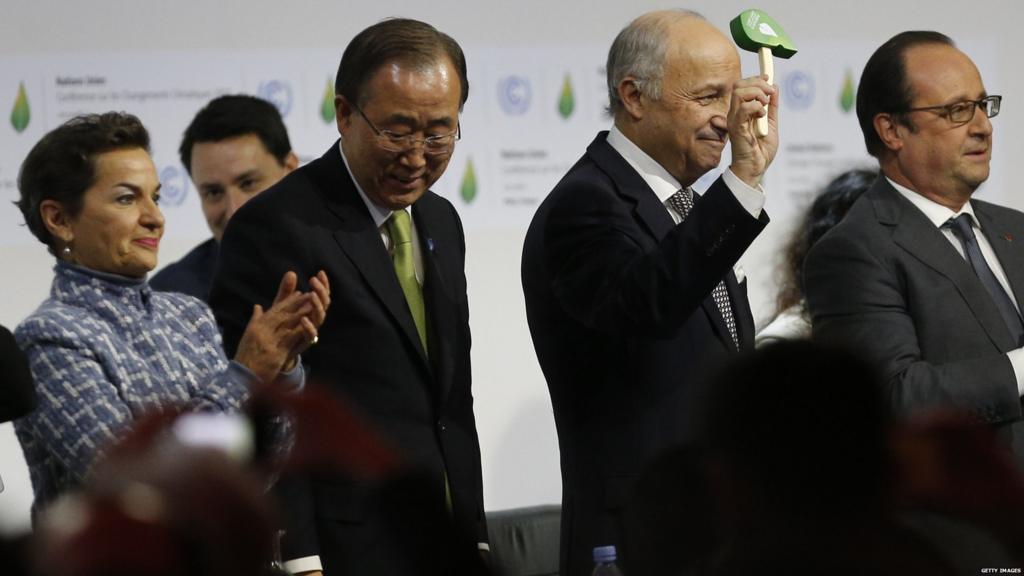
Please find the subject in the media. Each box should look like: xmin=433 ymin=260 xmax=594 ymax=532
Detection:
xmin=521 ymin=132 xmax=768 ymax=576
xmin=210 ymin=142 xmax=486 ymax=575
xmin=150 ymin=237 xmax=218 ymax=301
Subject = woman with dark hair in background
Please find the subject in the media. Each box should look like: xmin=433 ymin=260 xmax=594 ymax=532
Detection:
xmin=756 ymin=168 xmax=877 ymax=345
xmin=12 ymin=112 xmax=330 ymax=515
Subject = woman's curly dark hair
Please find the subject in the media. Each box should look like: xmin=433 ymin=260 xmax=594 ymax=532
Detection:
xmin=774 ymin=168 xmax=878 ymax=319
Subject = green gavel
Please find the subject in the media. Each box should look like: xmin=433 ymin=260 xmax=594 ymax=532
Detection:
xmin=730 ymin=9 xmax=798 ymax=137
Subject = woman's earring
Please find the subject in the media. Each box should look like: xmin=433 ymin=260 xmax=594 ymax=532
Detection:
xmin=61 ymin=245 xmax=71 ymax=258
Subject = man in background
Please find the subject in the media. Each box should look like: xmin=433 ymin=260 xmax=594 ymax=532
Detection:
xmin=151 ymin=94 xmax=298 ymax=300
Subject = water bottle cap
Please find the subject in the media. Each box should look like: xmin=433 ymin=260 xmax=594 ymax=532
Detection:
xmin=593 ymin=545 xmax=617 ymax=562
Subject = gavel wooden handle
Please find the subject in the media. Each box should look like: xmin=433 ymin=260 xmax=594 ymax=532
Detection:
xmin=756 ymin=46 xmax=773 ymax=137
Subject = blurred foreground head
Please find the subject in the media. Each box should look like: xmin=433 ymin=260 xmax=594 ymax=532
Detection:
xmin=702 ymin=340 xmax=889 ymax=518
xmin=32 ymin=445 xmax=275 ymax=576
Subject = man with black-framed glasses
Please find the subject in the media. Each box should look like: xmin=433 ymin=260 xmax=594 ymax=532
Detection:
xmin=210 ymin=17 xmax=488 ymax=576
xmin=806 ymin=31 xmax=1024 ymax=467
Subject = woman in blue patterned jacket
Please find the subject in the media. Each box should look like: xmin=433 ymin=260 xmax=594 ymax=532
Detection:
xmin=12 ymin=112 xmax=330 ymax=515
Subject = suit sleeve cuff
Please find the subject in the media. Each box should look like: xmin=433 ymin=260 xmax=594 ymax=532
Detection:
xmin=283 ymin=555 xmax=323 ymax=574
xmin=228 ymin=358 xmax=305 ymax=391
xmin=1007 ymin=349 xmax=1024 ymax=397
xmin=278 ymin=357 xmax=305 ymax=391
xmin=227 ymin=360 xmax=261 ymax=388
xmin=723 ymin=168 xmax=766 ymax=218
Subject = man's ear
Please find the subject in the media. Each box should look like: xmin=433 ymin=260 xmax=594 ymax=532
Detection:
xmin=282 ymin=151 xmax=299 ymax=172
xmin=618 ymin=76 xmax=645 ymax=121
xmin=39 ymin=199 xmax=74 ymax=245
xmin=335 ymin=95 xmax=354 ymax=134
xmin=874 ymin=113 xmax=904 ymax=153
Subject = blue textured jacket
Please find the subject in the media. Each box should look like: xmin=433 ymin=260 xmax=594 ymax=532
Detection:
xmin=14 ymin=261 xmax=284 ymax=514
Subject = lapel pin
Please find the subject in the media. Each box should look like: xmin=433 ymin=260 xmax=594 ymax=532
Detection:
xmin=1005 ymin=233 xmax=1014 ymax=242
xmin=427 ymin=238 xmax=435 ymax=251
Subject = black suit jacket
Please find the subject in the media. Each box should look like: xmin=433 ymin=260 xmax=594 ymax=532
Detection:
xmin=521 ymin=132 xmax=768 ymax=576
xmin=210 ymin=142 xmax=486 ymax=574
xmin=806 ymin=178 xmax=1024 ymax=465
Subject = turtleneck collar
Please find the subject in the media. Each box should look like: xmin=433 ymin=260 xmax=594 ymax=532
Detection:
xmin=56 ymin=260 xmax=147 ymax=286
xmin=52 ymin=260 xmax=153 ymax=315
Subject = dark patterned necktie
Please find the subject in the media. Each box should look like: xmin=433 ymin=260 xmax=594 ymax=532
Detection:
xmin=666 ymin=188 xmax=739 ymax=348
xmin=946 ymin=214 xmax=1024 ymax=346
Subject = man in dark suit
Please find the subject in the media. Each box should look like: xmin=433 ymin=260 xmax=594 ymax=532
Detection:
xmin=521 ymin=10 xmax=778 ymax=576
xmin=152 ymin=95 xmax=298 ymax=301
xmin=210 ymin=19 xmax=486 ymax=576
xmin=805 ymin=32 xmax=1024 ymax=465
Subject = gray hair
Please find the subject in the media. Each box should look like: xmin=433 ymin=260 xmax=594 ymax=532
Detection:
xmin=606 ymin=9 xmax=705 ymax=116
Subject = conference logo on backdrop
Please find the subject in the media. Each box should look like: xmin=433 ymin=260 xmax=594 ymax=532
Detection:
xmin=159 ymin=165 xmax=189 ymax=207
xmin=782 ymin=70 xmax=814 ymax=111
xmin=258 ymin=80 xmax=293 ymax=118
xmin=10 ymin=82 xmax=30 ymax=133
xmin=839 ymin=69 xmax=856 ymax=113
xmin=320 ymin=77 xmax=335 ymax=123
xmin=498 ymin=75 xmax=531 ymax=116
xmin=557 ymin=73 xmax=575 ymax=120
xmin=460 ymin=157 xmax=477 ymax=205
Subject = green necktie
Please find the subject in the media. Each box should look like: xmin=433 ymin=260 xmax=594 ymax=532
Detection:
xmin=386 ymin=210 xmax=428 ymax=354
xmin=388 ymin=212 xmax=449 ymax=510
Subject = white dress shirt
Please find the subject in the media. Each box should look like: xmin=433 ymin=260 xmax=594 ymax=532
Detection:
xmin=889 ymin=177 xmax=1024 ymax=396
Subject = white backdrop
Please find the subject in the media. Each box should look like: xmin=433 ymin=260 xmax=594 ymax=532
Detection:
xmin=1 ymin=0 xmax=1022 ymax=533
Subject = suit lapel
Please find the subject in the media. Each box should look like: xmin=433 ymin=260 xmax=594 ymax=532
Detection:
xmin=876 ymin=181 xmax=1015 ymax=350
xmin=315 ymin=143 xmax=432 ymax=370
xmin=413 ymin=198 xmax=456 ymax=403
xmin=587 ymin=134 xmax=675 ymax=240
xmin=588 ymin=133 xmax=739 ymax=349
xmin=974 ymin=202 xmax=1024 ymax=314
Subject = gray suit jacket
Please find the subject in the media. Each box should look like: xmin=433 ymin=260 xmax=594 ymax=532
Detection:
xmin=805 ymin=178 xmax=1024 ymax=464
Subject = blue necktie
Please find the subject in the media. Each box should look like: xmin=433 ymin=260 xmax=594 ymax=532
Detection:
xmin=946 ymin=213 xmax=1024 ymax=346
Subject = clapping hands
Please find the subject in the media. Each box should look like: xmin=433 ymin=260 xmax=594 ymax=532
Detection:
xmin=234 ymin=270 xmax=331 ymax=383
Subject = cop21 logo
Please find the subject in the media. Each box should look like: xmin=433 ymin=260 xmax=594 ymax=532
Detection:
xmin=498 ymin=76 xmax=531 ymax=116
xmin=257 ymin=80 xmax=293 ymax=119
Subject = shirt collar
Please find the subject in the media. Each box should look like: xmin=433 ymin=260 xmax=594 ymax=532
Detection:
xmin=338 ymin=139 xmax=402 ymax=228
xmin=606 ymin=125 xmax=684 ymax=204
xmin=887 ymin=176 xmax=979 ymax=230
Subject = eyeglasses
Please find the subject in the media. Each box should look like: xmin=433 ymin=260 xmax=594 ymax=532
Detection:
xmin=353 ymin=104 xmax=460 ymax=156
xmin=900 ymin=95 xmax=1002 ymax=126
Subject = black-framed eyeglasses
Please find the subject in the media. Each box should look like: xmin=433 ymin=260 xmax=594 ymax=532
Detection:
xmin=900 ymin=95 xmax=1002 ymax=126
xmin=353 ymin=104 xmax=460 ymax=156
